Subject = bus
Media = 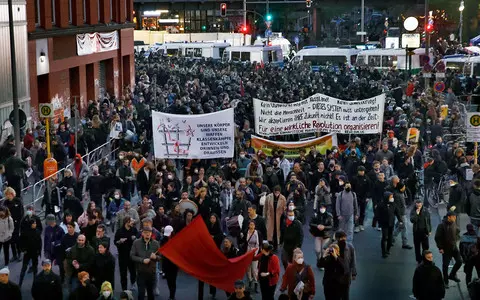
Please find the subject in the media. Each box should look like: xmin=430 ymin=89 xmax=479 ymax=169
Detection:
xmin=223 ymin=46 xmax=284 ymax=67
xmin=356 ymin=48 xmax=430 ymax=73
xmin=440 ymin=55 xmax=480 ymax=77
xmin=180 ymin=42 xmax=230 ymax=60
xmin=291 ymin=47 xmax=360 ymax=70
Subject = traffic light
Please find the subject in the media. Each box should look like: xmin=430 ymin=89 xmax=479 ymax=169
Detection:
xmin=306 ymin=0 xmax=311 ymax=8
xmin=220 ymin=3 xmax=227 ymax=17
xmin=242 ymin=26 xmax=248 ymax=33
xmin=266 ymin=14 xmax=272 ymax=21
xmin=426 ymin=23 xmax=433 ymax=33
xmin=201 ymin=25 xmax=207 ymax=31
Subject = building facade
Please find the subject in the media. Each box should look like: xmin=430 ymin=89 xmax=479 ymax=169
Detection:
xmin=26 ymin=0 xmax=135 ymax=120
xmin=0 ymin=0 xmax=30 ymax=132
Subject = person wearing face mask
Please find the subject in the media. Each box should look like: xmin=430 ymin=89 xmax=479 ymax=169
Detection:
xmin=410 ymin=200 xmax=432 ymax=264
xmin=107 ymin=190 xmax=125 ymax=230
xmin=69 ymin=271 xmax=99 ymax=300
xmin=434 ymin=211 xmax=462 ymax=288
xmin=280 ymin=210 xmax=304 ymax=269
xmin=97 ymin=281 xmax=116 ymax=300
xmin=85 ymin=165 xmax=105 ymax=208
xmin=20 ymin=204 xmax=43 ymax=233
xmin=376 ymin=192 xmax=402 ymax=258
xmin=412 ymin=250 xmax=445 ymax=300
xmin=31 ymin=259 xmax=62 ymax=300
xmin=280 ymin=248 xmax=315 ymax=299
xmin=335 ymin=182 xmax=359 ymax=243
xmin=310 ymin=203 xmax=333 ymax=266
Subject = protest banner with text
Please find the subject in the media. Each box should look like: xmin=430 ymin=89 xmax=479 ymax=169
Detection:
xmin=254 ymin=93 xmax=385 ymax=136
xmin=251 ymin=134 xmax=338 ymax=158
xmin=152 ymin=109 xmax=235 ymax=159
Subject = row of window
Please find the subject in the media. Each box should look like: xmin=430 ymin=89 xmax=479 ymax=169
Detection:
xmin=34 ymin=0 xmax=127 ymax=26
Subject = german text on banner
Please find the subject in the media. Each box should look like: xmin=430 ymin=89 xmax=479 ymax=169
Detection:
xmin=159 ymin=216 xmax=255 ymax=292
xmin=253 ymin=93 xmax=385 ymax=136
xmin=152 ymin=109 xmax=235 ymax=159
xmin=251 ymin=134 xmax=338 ymax=158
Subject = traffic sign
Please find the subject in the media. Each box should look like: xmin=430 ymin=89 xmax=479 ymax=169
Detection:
xmin=8 ymin=108 xmax=27 ymax=128
xmin=294 ymin=36 xmax=299 ymax=45
xmin=434 ymin=81 xmax=445 ymax=93
xmin=39 ymin=103 xmax=54 ymax=118
xmin=467 ymin=112 xmax=480 ymax=142
xmin=423 ymin=64 xmax=432 ymax=73
xmin=356 ymin=31 xmax=367 ymax=36
xmin=265 ymin=21 xmax=271 ymax=28
xmin=265 ymin=29 xmax=272 ymax=38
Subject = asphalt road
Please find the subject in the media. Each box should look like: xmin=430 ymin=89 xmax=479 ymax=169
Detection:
xmin=1 ymin=194 xmax=472 ymax=300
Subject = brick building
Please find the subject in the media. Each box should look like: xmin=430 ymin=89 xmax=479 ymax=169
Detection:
xmin=27 ymin=0 xmax=135 ymax=118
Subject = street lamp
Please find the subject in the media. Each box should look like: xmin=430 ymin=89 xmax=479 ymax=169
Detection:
xmin=459 ymin=0 xmax=464 ymax=44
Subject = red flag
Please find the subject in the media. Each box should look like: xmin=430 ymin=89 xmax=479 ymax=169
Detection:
xmin=240 ymin=80 xmax=245 ymax=97
xmin=159 ymin=217 xmax=255 ymax=292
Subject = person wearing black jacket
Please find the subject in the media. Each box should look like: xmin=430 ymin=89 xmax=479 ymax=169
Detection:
xmin=114 ymin=216 xmax=138 ymax=291
xmin=435 ymin=211 xmax=462 ymax=287
xmin=351 ymin=166 xmax=371 ymax=232
xmin=392 ymin=182 xmax=413 ymax=249
xmin=280 ymin=209 xmax=304 ymax=269
xmin=372 ymin=172 xmax=387 ymax=230
xmin=207 ymin=213 xmax=224 ymax=249
xmin=58 ymin=222 xmax=79 ymax=283
xmin=318 ymin=243 xmax=347 ymax=300
xmin=412 ymin=250 xmax=445 ymax=300
xmin=410 ymin=200 xmax=432 ymax=263
xmin=19 ymin=218 xmax=42 ymax=286
xmin=91 ymin=242 xmax=115 ymax=290
xmin=4 ymin=187 xmax=24 ymax=261
xmin=161 ymin=226 xmax=178 ymax=300
xmin=31 ymin=259 xmax=63 ymax=300
xmin=310 ymin=203 xmax=333 ymax=264
xmin=376 ymin=192 xmax=402 ymax=258
xmin=85 ymin=166 xmax=105 ymax=208
xmin=136 ymin=163 xmax=156 ymax=197
xmin=242 ymin=205 xmax=267 ymax=242
xmin=68 ymin=271 xmax=98 ymax=300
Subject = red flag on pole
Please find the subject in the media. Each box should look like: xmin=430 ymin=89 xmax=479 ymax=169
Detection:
xmin=159 ymin=217 xmax=255 ymax=292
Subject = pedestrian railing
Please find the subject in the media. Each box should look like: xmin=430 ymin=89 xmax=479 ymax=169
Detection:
xmin=13 ymin=139 xmax=119 ymax=215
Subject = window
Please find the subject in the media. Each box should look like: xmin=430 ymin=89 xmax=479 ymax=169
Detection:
xmin=240 ymin=52 xmax=250 ymax=62
xmin=98 ymin=0 xmax=101 ymax=22
xmin=35 ymin=0 xmax=40 ymax=26
xmin=381 ymin=55 xmax=396 ymax=68
xmin=474 ymin=64 xmax=480 ymax=77
xmin=269 ymin=50 xmax=278 ymax=62
xmin=368 ymin=55 xmax=381 ymax=67
xmin=110 ymin=0 xmax=113 ymax=21
xmin=350 ymin=55 xmax=357 ymax=65
xmin=356 ymin=55 xmax=365 ymax=65
xmin=51 ymin=0 xmax=56 ymax=24
xmin=231 ymin=51 xmax=241 ymax=61
xmin=83 ymin=0 xmax=86 ymax=23
xmin=303 ymin=55 xmax=347 ymax=66
xmin=166 ymin=49 xmax=179 ymax=56
xmin=68 ymin=0 xmax=72 ymax=24
xmin=446 ymin=62 xmax=465 ymax=72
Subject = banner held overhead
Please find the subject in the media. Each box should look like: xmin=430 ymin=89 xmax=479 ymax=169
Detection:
xmin=251 ymin=134 xmax=338 ymax=158
xmin=152 ymin=109 xmax=235 ymax=159
xmin=254 ymin=93 xmax=385 ymax=136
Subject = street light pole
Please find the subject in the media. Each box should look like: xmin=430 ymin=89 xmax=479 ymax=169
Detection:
xmin=8 ymin=0 xmax=21 ymax=156
xmin=360 ymin=0 xmax=365 ymax=42
xmin=459 ymin=0 xmax=465 ymax=44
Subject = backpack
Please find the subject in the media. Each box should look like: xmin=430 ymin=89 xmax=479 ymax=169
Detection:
xmin=460 ymin=234 xmax=478 ymax=261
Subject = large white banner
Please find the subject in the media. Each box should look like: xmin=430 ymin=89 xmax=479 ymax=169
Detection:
xmin=152 ymin=109 xmax=235 ymax=159
xmin=254 ymin=93 xmax=385 ymax=136
xmin=76 ymin=31 xmax=119 ymax=56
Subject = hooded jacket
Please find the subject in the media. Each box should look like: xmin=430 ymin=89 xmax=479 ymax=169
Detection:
xmin=376 ymin=193 xmax=402 ymax=228
xmin=412 ymin=258 xmax=445 ymax=300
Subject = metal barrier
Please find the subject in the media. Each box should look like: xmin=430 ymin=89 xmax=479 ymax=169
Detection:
xmin=20 ymin=139 xmax=119 ymax=211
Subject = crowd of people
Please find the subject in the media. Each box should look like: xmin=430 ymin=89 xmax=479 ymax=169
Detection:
xmin=0 ymin=40 xmax=478 ymax=300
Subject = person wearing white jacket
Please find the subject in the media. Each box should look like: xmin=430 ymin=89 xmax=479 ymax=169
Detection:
xmin=0 ymin=205 xmax=14 ymax=265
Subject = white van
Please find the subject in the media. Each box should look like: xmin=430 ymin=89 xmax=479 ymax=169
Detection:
xmin=223 ymin=46 xmax=284 ymax=66
xmin=291 ymin=47 xmax=360 ymax=70
xmin=356 ymin=48 xmax=430 ymax=73
xmin=180 ymin=42 xmax=230 ymax=60
xmin=440 ymin=55 xmax=480 ymax=77
xmin=150 ymin=43 xmax=184 ymax=56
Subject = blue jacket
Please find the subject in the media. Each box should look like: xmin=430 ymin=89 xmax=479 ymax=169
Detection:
xmin=108 ymin=198 xmax=125 ymax=216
